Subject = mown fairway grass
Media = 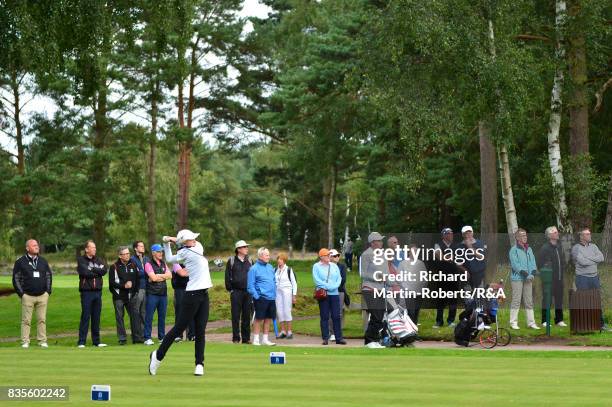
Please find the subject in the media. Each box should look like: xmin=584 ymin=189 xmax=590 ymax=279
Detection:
xmin=2 ymin=266 xmax=612 ymax=406
xmin=1 ymin=343 xmax=611 ymax=406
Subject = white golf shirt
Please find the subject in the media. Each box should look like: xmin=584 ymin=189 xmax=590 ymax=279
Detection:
xmin=163 ymin=242 xmax=212 ymax=291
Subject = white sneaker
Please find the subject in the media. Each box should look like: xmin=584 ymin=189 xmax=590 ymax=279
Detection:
xmin=329 ymin=335 xmax=336 ymax=341
xmin=365 ymin=342 xmax=384 ymax=349
xmin=510 ymin=324 xmax=520 ymax=330
xmin=95 ymin=343 xmax=108 ymax=347
xmin=144 ymin=339 xmax=155 ymax=346
xmin=252 ymin=336 xmax=261 ymax=346
xmin=21 ymin=343 xmax=29 ymax=348
xmin=194 ymin=364 xmax=204 ymax=376
xmin=556 ymin=321 xmax=567 ymax=327
xmin=149 ymin=351 xmax=161 ymax=375
xmin=40 ymin=342 xmax=48 ymax=348
xmin=262 ymin=338 xmax=276 ymax=346
xmin=528 ymin=324 xmax=540 ymax=330
xmin=77 ymin=344 xmax=85 ymax=348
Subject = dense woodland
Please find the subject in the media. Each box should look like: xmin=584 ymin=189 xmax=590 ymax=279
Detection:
xmin=0 ymin=0 xmax=610 ymax=261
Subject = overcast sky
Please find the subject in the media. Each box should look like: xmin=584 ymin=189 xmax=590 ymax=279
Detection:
xmin=0 ymin=0 xmax=272 ymax=155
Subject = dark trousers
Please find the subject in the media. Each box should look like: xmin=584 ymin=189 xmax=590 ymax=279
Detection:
xmin=345 ymin=253 xmax=353 ymax=270
xmin=362 ymin=290 xmax=385 ymax=344
xmin=174 ymin=288 xmax=195 ymax=339
xmin=318 ymin=295 xmax=343 ymax=341
xmin=113 ymin=298 xmax=136 ymax=342
xmin=575 ymin=275 xmax=605 ymax=327
xmin=157 ymin=289 xmax=209 ymax=366
xmin=436 ymin=299 xmax=457 ymax=326
xmin=230 ymin=289 xmax=252 ymax=342
xmin=130 ymin=288 xmax=146 ymax=342
xmin=541 ymin=274 xmax=564 ymax=324
xmin=78 ymin=291 xmax=102 ymax=345
xmin=145 ymin=294 xmax=167 ymax=340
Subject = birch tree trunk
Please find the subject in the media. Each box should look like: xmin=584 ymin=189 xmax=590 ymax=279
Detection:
xmin=327 ymin=165 xmax=337 ymax=248
xmin=283 ymin=188 xmax=293 ymax=258
xmin=547 ymin=0 xmax=572 ymax=234
xmin=498 ymin=144 xmax=518 ymax=243
xmin=343 ymin=194 xmax=350 ymax=254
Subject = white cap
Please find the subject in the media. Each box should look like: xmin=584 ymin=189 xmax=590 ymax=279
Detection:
xmin=461 ymin=226 xmax=473 ymax=234
xmin=177 ymin=229 xmax=200 ymax=244
xmin=329 ymin=249 xmax=340 ymax=256
xmin=368 ymin=232 xmax=385 ymax=243
xmin=235 ymin=240 xmax=250 ymax=249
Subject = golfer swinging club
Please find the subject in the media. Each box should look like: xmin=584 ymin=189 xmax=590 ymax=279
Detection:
xmin=149 ymin=229 xmax=212 ymax=376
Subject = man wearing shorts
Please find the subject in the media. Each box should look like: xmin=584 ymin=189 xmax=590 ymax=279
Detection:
xmin=247 ymin=247 xmax=277 ymax=346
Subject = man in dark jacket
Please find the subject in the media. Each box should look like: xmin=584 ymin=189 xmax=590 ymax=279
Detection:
xmin=12 ymin=239 xmax=52 ymax=348
xmin=77 ymin=240 xmax=108 ymax=347
xmin=130 ymin=240 xmax=149 ymax=343
xmin=433 ymin=228 xmax=461 ymax=328
xmin=108 ymin=246 xmax=139 ymax=345
xmin=537 ymin=226 xmax=567 ymax=327
xmin=225 ymin=240 xmax=253 ymax=343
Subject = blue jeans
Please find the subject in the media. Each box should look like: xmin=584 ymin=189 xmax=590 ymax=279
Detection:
xmin=575 ymin=275 xmax=605 ymax=326
xmin=318 ymin=295 xmax=343 ymax=341
xmin=145 ymin=294 xmax=168 ymax=340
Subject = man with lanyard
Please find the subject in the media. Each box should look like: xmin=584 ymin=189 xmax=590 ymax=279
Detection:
xmin=130 ymin=240 xmax=149 ymax=343
xmin=12 ymin=239 xmax=53 ymax=348
xmin=149 ymin=229 xmax=213 ymax=377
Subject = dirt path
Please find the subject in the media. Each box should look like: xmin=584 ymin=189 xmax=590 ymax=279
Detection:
xmin=3 ymin=317 xmax=611 ymax=351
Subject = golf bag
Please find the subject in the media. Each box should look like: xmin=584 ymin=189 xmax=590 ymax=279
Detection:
xmin=383 ymin=298 xmax=418 ymax=347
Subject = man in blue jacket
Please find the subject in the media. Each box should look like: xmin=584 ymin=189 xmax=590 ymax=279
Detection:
xmin=247 ymin=247 xmax=276 ymax=346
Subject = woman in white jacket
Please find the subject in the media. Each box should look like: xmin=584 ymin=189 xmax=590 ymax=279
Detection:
xmin=275 ymin=252 xmax=297 ymax=339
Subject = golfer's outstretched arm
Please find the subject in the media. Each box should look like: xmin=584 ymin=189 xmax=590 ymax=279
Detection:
xmin=163 ymin=242 xmax=182 ymax=264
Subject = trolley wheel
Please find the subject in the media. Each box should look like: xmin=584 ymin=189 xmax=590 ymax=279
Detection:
xmin=478 ymin=329 xmax=498 ymax=349
xmin=496 ymin=327 xmax=511 ymax=346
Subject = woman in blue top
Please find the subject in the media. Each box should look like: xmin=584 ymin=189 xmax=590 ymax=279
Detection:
xmin=313 ymin=248 xmax=347 ymax=345
xmin=509 ymin=228 xmax=539 ymax=330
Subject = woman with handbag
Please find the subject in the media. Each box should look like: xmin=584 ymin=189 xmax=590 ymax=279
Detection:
xmin=313 ymin=248 xmax=347 ymax=345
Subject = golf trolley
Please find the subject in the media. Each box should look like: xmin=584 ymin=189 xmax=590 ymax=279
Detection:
xmin=455 ymin=282 xmax=511 ymax=349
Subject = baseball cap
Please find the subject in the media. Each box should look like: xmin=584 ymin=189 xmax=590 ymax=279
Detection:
xmin=318 ymin=248 xmax=330 ymax=257
xmin=368 ymin=232 xmax=385 ymax=243
xmin=441 ymin=227 xmax=453 ymax=235
xmin=151 ymin=244 xmax=163 ymax=252
xmin=329 ymin=249 xmax=340 ymax=256
xmin=461 ymin=226 xmax=473 ymax=234
xmin=235 ymin=240 xmax=250 ymax=249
